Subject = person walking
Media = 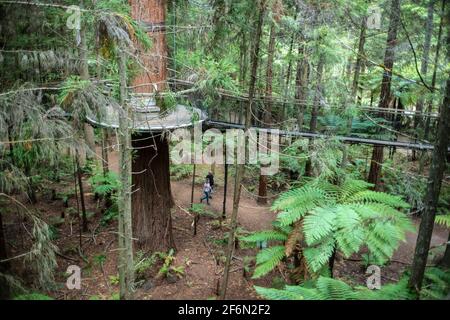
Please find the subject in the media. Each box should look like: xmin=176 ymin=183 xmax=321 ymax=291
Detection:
xmin=200 ymin=179 xmax=212 ymax=205
xmin=206 ymin=171 xmax=214 ymax=196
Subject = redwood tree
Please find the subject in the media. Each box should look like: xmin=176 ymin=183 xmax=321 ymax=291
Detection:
xmin=367 ymin=0 xmax=401 ymax=189
xmin=257 ymin=14 xmax=277 ymax=205
xmin=129 ymin=0 xmax=175 ymax=252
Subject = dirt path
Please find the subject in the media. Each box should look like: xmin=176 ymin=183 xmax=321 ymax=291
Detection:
xmin=105 ymin=147 xmax=276 ymax=232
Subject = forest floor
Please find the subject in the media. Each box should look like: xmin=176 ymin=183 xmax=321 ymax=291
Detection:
xmin=3 ymin=147 xmax=449 ymax=300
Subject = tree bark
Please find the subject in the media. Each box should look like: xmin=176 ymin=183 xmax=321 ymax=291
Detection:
xmin=131 ymin=133 xmax=175 ymax=252
xmin=280 ymin=36 xmax=295 ymax=124
xmin=409 ymin=8 xmax=450 ymax=293
xmin=101 ymin=129 xmax=109 ymax=177
xmin=222 ymin=162 xmax=228 ymax=220
xmin=220 ymin=0 xmax=266 ymax=299
xmin=78 ymin=1 xmax=96 ymax=160
xmin=117 ymin=50 xmax=134 ymax=300
xmin=413 ymin=0 xmax=435 ymax=161
xmin=129 ymin=0 xmax=174 ymax=252
xmin=305 ymin=53 xmax=324 ymax=177
xmin=420 ymin=0 xmax=446 ymax=173
xmin=368 ymin=0 xmax=401 ymax=189
xmin=258 ymin=21 xmax=276 ymax=204
xmin=129 ymin=0 xmax=168 ymax=93
xmin=294 ymin=43 xmax=309 ymax=132
xmin=75 ymin=150 xmax=88 ymax=232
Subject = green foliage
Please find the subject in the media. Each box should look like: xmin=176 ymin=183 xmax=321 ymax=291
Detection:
xmin=89 ymin=169 xmax=120 ymax=197
xmin=170 ymin=164 xmax=193 ymax=181
xmin=109 ymin=275 xmax=120 ymax=286
xmin=100 ymin=204 xmax=119 ymax=226
xmin=420 ymin=267 xmax=450 ymax=300
xmin=157 ymin=249 xmax=184 ymax=279
xmin=249 ymin=178 xmax=412 ymax=278
xmin=435 ymin=215 xmax=450 ymax=228
xmin=134 ymin=251 xmax=158 ymax=277
xmin=240 ymin=230 xmax=288 ymax=243
xmin=256 ymin=266 xmax=450 ymax=300
xmin=13 ymin=293 xmax=54 ymax=300
xmin=252 ymin=246 xmax=285 ymax=279
xmin=190 ymin=203 xmax=217 ymax=218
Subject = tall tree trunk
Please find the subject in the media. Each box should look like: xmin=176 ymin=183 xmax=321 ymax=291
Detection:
xmin=413 ymin=0 xmax=435 ymax=161
xmin=280 ymin=36 xmax=295 ymax=124
xmin=78 ymin=2 xmax=96 ymax=160
xmin=258 ymin=21 xmax=276 ymax=204
xmin=0 ymin=210 xmax=11 ymax=300
xmin=420 ymin=0 xmax=446 ymax=173
xmin=409 ymin=8 xmax=450 ymax=294
xmin=129 ymin=0 xmax=175 ymax=252
xmin=75 ymin=1 xmax=89 ymax=226
xmin=222 ymin=162 xmax=228 ymax=220
xmin=294 ymin=43 xmax=309 ymax=131
xmin=304 ymin=53 xmax=324 ymax=177
xmin=341 ymin=16 xmax=367 ymax=170
xmin=117 ymin=50 xmax=134 ymax=300
xmin=75 ymin=150 xmax=88 ymax=232
xmin=368 ymin=0 xmax=401 ymax=189
xmin=101 ymin=129 xmax=109 ymax=177
xmin=131 ymin=134 xmax=175 ymax=252
xmin=220 ymin=1 xmax=266 ymax=299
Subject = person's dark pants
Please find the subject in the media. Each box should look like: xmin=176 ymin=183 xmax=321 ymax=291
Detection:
xmin=200 ymin=191 xmax=210 ymax=204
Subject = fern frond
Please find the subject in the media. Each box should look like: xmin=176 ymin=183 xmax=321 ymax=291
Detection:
xmin=348 ymin=190 xmax=410 ymax=209
xmin=339 ymin=179 xmax=373 ymax=201
xmin=303 ymin=237 xmax=335 ymax=273
xmin=240 ymin=230 xmax=288 ymax=243
xmin=252 ymin=246 xmax=285 ymax=279
xmin=334 ymin=205 xmax=364 ymax=257
xmin=254 ymin=286 xmax=304 ymax=300
xmin=273 ymin=186 xmax=328 ymax=226
xmin=303 ymin=206 xmax=335 ymax=245
xmin=435 ymin=215 xmax=450 ymax=228
xmin=315 ymin=276 xmax=356 ymax=300
xmin=356 ymin=277 xmax=412 ymax=300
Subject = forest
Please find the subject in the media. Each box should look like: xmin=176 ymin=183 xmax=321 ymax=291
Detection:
xmin=0 ymin=0 xmax=449 ymax=302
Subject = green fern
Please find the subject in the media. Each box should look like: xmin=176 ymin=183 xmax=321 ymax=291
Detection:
xmin=435 ymin=215 xmax=450 ymax=228
xmin=254 ymin=286 xmax=304 ymax=300
xmin=13 ymin=293 xmax=54 ymax=300
xmin=272 ymin=186 xmax=329 ymax=226
xmin=240 ymin=230 xmax=288 ymax=243
xmin=252 ymin=246 xmax=286 ymax=279
xmin=250 ymin=178 xmax=412 ymax=279
xmin=347 ymin=190 xmax=410 ymax=209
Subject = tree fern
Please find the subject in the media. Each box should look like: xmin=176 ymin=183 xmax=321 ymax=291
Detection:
xmin=249 ymin=178 xmax=412 ymax=280
xmin=252 ymin=246 xmax=286 ymax=279
xmin=272 ymin=186 xmax=328 ymax=226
